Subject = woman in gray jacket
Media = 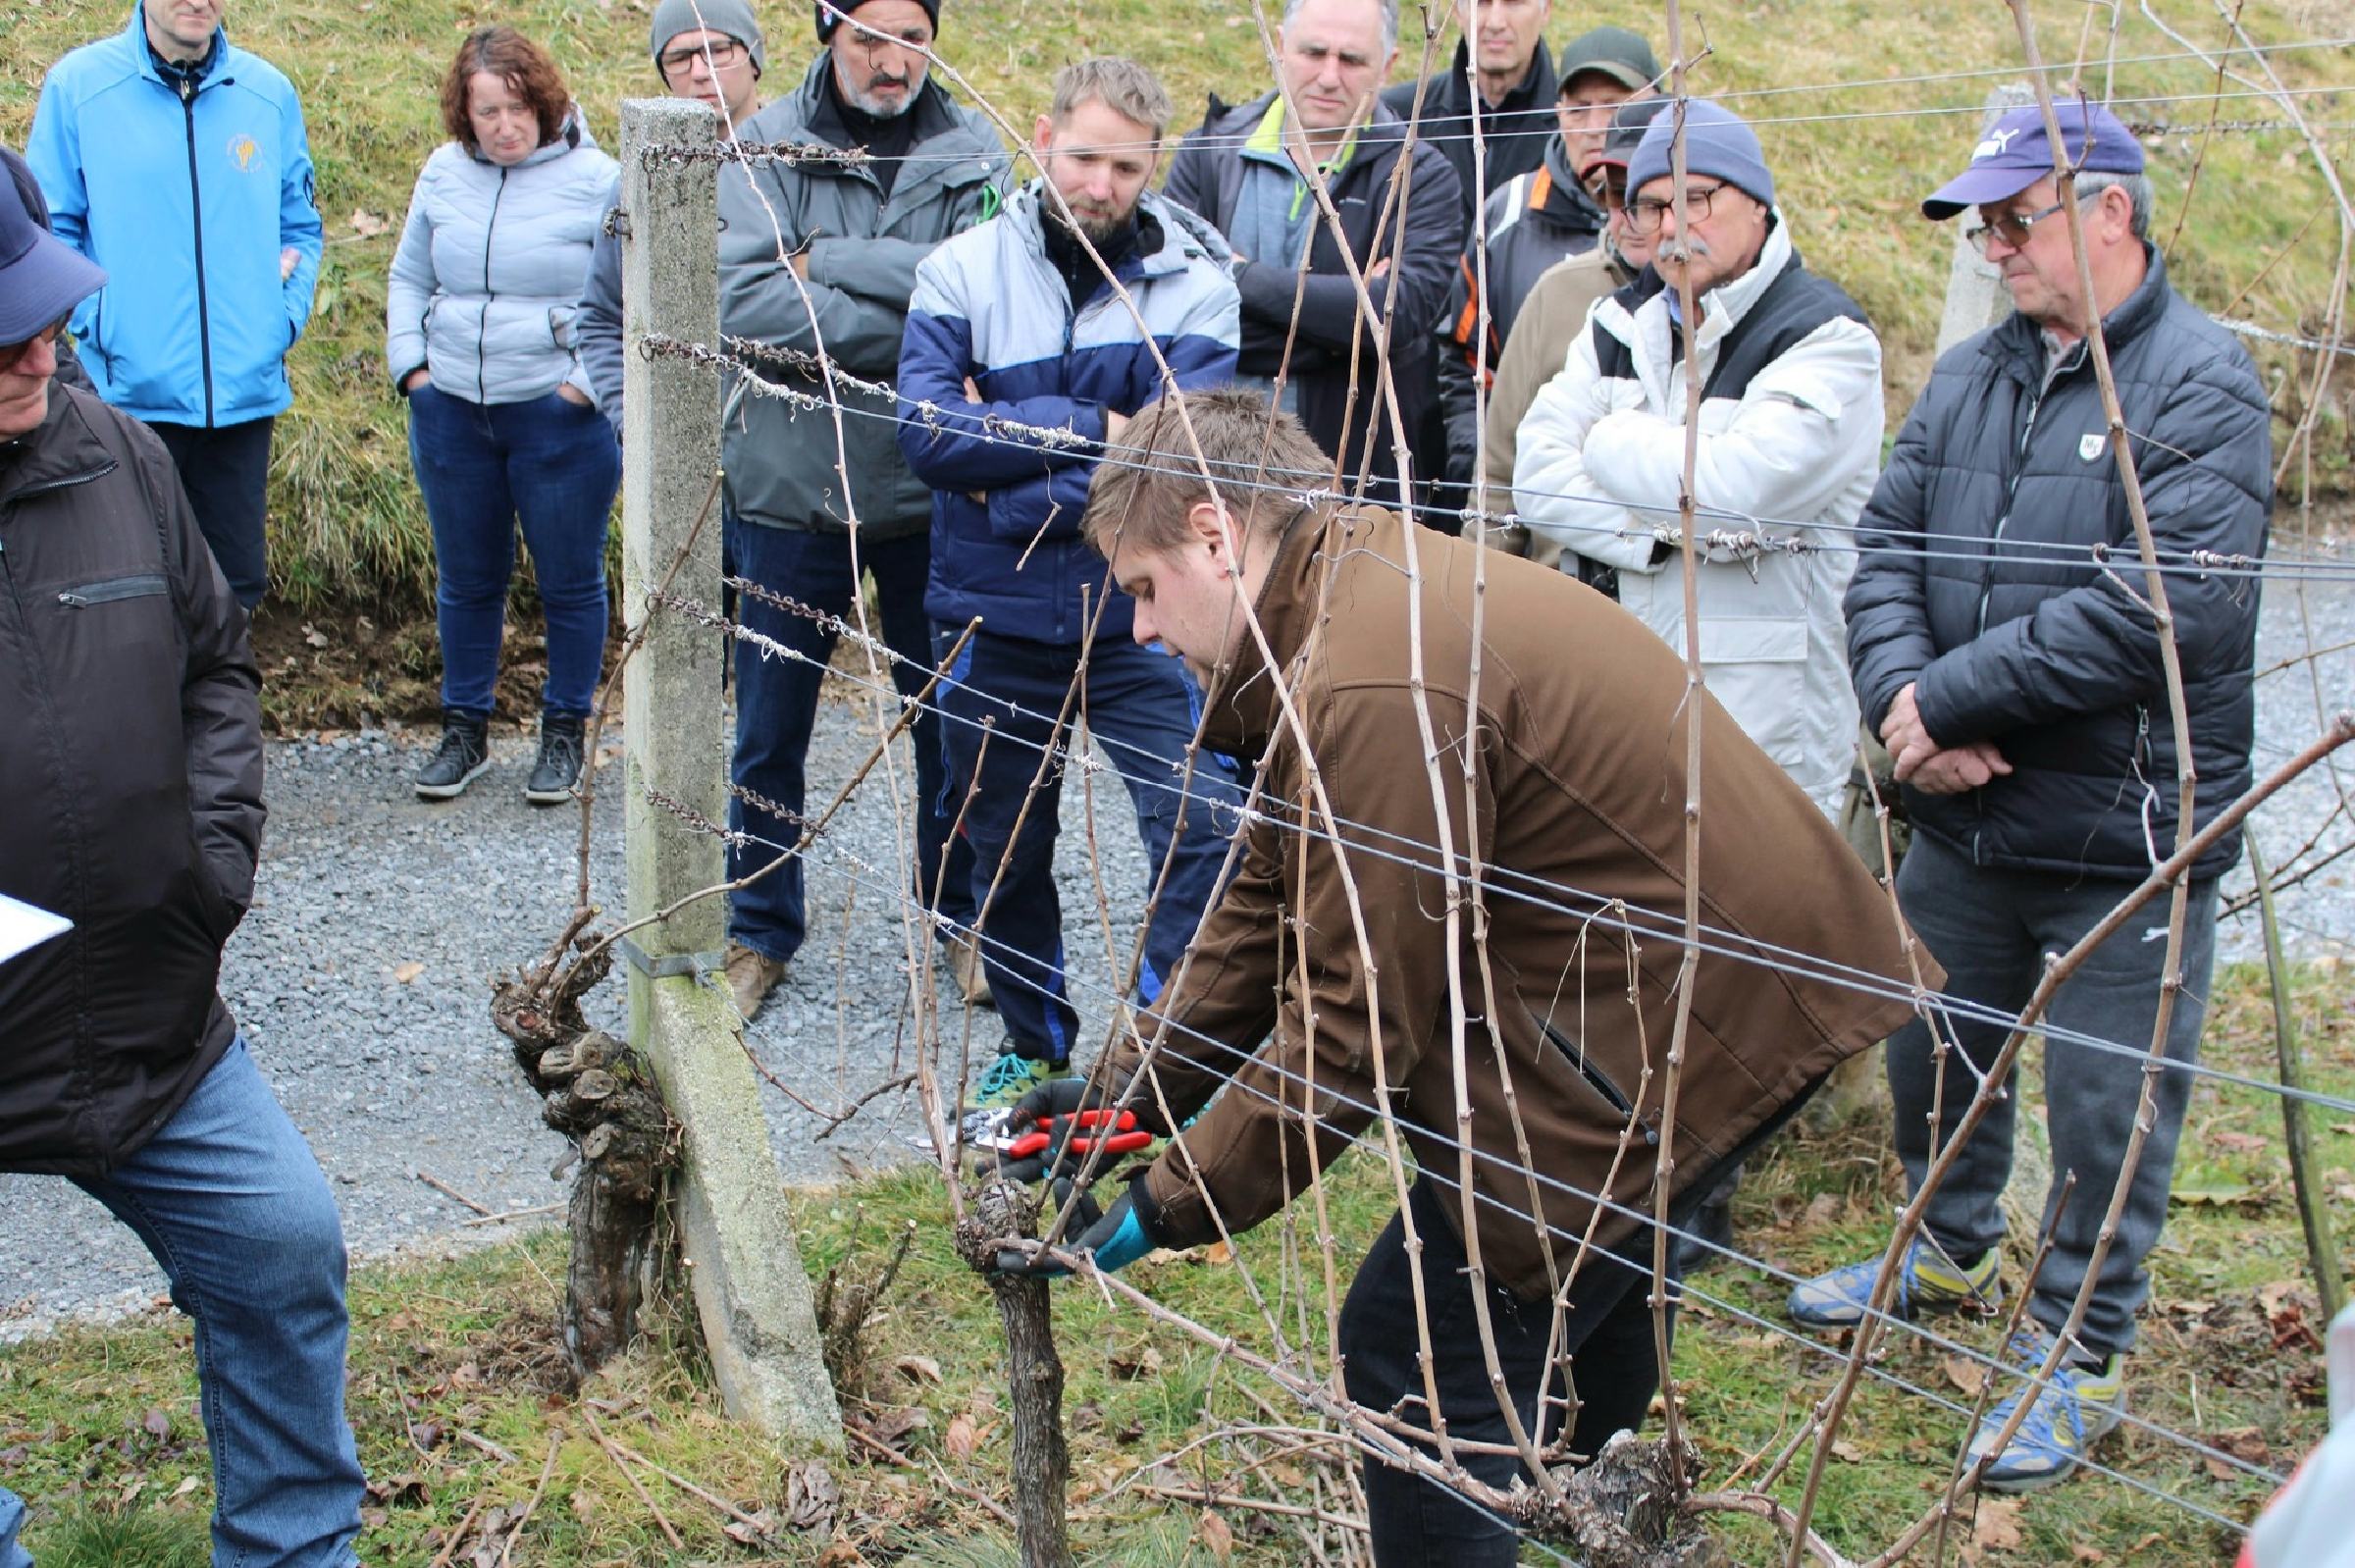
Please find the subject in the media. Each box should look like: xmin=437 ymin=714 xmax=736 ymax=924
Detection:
xmin=387 ymin=26 xmax=619 ymax=804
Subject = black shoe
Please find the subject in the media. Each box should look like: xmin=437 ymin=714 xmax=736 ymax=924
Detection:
xmin=1671 ymin=1194 xmax=1738 ymax=1278
xmin=525 ymin=713 xmax=586 ymax=806
xmin=415 ymin=710 xmax=491 ymax=801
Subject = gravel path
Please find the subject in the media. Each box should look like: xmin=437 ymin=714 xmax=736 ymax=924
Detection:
xmin=4 ymin=573 xmax=2348 ymax=1334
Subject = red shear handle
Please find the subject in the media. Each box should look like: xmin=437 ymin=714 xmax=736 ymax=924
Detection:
xmin=1006 ymin=1109 xmax=1152 ymax=1161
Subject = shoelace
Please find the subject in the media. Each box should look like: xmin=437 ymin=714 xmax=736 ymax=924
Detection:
xmin=974 ymin=1054 xmax=1033 ymax=1098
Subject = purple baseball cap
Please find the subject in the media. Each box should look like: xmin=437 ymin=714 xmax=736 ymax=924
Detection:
xmin=1920 ymin=99 xmax=2145 ymax=221
xmin=0 ymin=159 xmax=104 ymax=344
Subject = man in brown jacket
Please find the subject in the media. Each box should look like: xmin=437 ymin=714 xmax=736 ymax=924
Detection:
xmin=1003 ymin=388 xmax=1925 ymax=1564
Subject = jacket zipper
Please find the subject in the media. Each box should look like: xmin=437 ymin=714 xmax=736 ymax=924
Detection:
xmin=1970 ymin=351 xmax=2071 ymax=860
xmin=58 ymin=573 xmax=170 ymax=606
xmin=178 ymin=69 xmax=216 ymax=427
xmin=479 ymin=166 xmax=510 ymax=405
xmin=1535 ymin=1017 xmax=1655 ymax=1144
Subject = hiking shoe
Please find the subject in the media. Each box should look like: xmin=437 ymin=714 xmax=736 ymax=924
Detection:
xmin=944 ymin=928 xmax=994 ymax=1009
xmin=524 ymin=713 xmax=586 ymax=806
xmin=966 ymin=1050 xmax=1071 ymax=1116
xmin=1967 ymin=1324 xmax=2124 ymax=1491
xmin=415 ymin=710 xmax=491 ymax=801
xmin=724 ymin=942 xmax=789 ymax=1021
xmin=1786 ymin=1234 xmax=2002 ymax=1331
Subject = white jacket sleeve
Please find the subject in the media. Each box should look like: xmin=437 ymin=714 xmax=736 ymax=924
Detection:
xmin=1511 ymin=325 xmax=1654 ymax=571
xmin=1578 ymin=317 xmax=1885 ymax=548
xmin=384 ymin=169 xmax=439 ymax=388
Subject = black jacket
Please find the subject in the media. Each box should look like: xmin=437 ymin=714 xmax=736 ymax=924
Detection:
xmin=1845 ymin=248 xmax=2271 ymax=881
xmin=1164 ymin=92 xmax=1463 ymax=506
xmin=1436 ymin=132 xmax=1605 ymax=486
xmin=1379 ymin=39 xmax=1557 ymax=228
xmin=0 ymin=385 xmax=262 ymax=1175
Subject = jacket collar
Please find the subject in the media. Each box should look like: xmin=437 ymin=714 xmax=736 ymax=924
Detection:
xmin=0 ymin=388 xmax=118 ymax=511
xmin=1607 ymin=213 xmax=1796 ymax=356
xmin=1982 ymin=241 xmax=2172 ymax=383
xmin=466 ymin=110 xmax=588 ymax=169
xmin=126 ymin=4 xmax=227 ymax=87
xmin=1004 ymin=182 xmax=1223 ymax=284
xmin=1196 ymin=500 xmax=1339 ymax=758
xmin=1423 ymin=36 xmax=1556 ymax=116
xmin=770 ymin=59 xmax=988 ymax=195
xmin=1535 ymin=134 xmax=1604 ymax=229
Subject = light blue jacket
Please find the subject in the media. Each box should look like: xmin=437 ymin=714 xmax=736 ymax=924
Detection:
xmin=386 ymin=116 xmax=615 ymax=406
xmin=26 ymin=7 xmax=322 ymax=427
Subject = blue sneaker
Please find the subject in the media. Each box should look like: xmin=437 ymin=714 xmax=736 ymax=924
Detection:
xmin=1967 ymin=1324 xmax=2125 ymax=1491
xmin=964 ymin=1050 xmax=1071 ymax=1116
xmin=1786 ymin=1235 xmax=2002 ymax=1331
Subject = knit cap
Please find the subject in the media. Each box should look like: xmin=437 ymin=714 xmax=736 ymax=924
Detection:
xmin=1626 ymin=98 xmax=1774 ymax=209
xmin=650 ymin=0 xmax=766 ymax=78
xmin=814 ymin=0 xmax=943 ymax=42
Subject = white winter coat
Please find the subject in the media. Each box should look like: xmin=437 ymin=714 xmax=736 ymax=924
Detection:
xmin=1512 ymin=218 xmax=1881 ymax=811
xmin=385 ymin=113 xmax=615 ymax=405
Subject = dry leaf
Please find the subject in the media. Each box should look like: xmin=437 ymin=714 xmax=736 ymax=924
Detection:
xmin=2070 ymin=1547 xmax=2105 ymax=1563
xmin=141 ymin=1407 xmax=172 ymax=1438
xmin=1802 ymin=1193 xmax=1842 ymax=1228
xmin=171 ymin=1476 xmax=200 ymax=1498
xmin=392 ymin=961 xmax=426 ymax=984
xmin=1197 ymin=1507 xmax=1234 ymax=1563
xmin=893 ymin=1354 xmax=942 ymax=1385
xmin=815 ymin=1542 xmax=868 ymax=1568
xmin=569 ymin=1489 xmax=596 ymax=1523
xmin=1830 ymin=1438 xmax=1863 ymax=1462
xmin=785 ymin=1461 xmax=837 ymax=1532
xmin=944 ymin=1411 xmax=980 ymax=1461
xmin=1942 ymin=1354 xmax=1987 ymax=1397
xmin=347 ymin=208 xmax=389 ymax=237
xmin=1971 ymin=1496 xmax=2024 ymax=1551
xmin=1203 ymin=1238 xmax=1234 ymax=1265
xmin=2211 ymin=1129 xmax=2268 ymax=1155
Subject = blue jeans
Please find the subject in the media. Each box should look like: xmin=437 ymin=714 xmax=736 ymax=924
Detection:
xmin=408 ymin=385 xmax=619 ymax=719
xmin=1888 ymin=833 xmax=2218 ymax=1358
xmin=934 ymin=628 xmax=1242 ymax=1061
xmin=727 ymin=521 xmax=969 ymax=963
xmin=0 ymin=1040 xmax=364 ymax=1568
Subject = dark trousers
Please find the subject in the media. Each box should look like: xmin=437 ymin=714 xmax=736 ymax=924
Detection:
xmin=727 ymin=520 xmax=967 ymax=964
xmin=407 ymin=387 xmax=618 ymax=720
xmin=1888 ymin=832 xmax=2217 ymax=1359
xmin=148 ymin=416 xmax=275 ymax=609
xmin=934 ymin=627 xmax=1241 ymax=1061
xmin=1340 ymin=1177 xmax=1662 ymax=1566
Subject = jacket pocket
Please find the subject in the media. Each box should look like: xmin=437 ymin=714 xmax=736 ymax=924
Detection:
xmin=57 ymin=573 xmax=169 ymax=608
xmin=550 ymin=306 xmax=576 ymax=350
xmin=1531 ymin=1012 xmax=1656 ymax=1144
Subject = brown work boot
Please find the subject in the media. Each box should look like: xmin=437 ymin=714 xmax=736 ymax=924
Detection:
xmin=723 ymin=943 xmax=788 ymax=1020
xmin=944 ymin=929 xmax=994 ymax=1009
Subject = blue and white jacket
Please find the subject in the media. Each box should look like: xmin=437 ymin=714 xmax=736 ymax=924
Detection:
xmin=26 ymin=7 xmax=322 ymax=428
xmin=897 ymin=183 xmax=1239 ymax=646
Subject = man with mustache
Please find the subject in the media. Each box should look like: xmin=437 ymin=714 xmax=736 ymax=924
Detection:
xmin=1513 ymin=100 xmax=1882 ymax=1271
xmin=1799 ymin=101 xmax=2270 ymax=1492
xmin=26 ymin=0 xmax=323 ymax=610
xmin=895 ymin=58 xmax=1246 ymax=1116
xmin=1163 ymin=0 xmax=1462 ymax=513
xmin=691 ymin=0 xmax=1010 ymax=1022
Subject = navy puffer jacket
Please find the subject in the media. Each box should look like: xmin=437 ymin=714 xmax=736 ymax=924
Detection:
xmin=1845 ymin=247 xmax=2271 ymax=881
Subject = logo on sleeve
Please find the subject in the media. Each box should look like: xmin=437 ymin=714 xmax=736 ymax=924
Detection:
xmin=2078 ymin=432 xmax=2106 ymax=462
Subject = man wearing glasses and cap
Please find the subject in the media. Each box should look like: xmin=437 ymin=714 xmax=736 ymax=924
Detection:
xmin=1435 ymin=26 xmax=1659 ymax=506
xmin=1793 ymin=100 xmax=2271 ymax=1492
xmin=0 ymin=167 xmax=364 ymax=1566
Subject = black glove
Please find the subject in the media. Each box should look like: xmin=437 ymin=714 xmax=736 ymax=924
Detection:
xmin=992 ymin=1176 xmax=1166 ymax=1278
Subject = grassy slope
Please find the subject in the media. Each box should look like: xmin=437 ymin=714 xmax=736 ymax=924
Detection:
xmin=3 ymin=964 xmax=2348 ymax=1564
xmin=2 ymin=0 xmax=2347 ymax=608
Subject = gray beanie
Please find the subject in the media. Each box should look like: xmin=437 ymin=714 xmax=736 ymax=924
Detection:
xmin=651 ymin=0 xmax=766 ymax=78
xmin=1626 ymin=98 xmax=1774 ymax=210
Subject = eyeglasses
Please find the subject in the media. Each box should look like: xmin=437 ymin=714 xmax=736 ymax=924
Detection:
xmin=1962 ymin=195 xmax=2087 ymax=257
xmin=0 ymin=316 xmax=70 ymax=373
xmin=658 ymin=37 xmax=747 ymax=77
xmin=1624 ymin=181 xmax=1726 ymax=235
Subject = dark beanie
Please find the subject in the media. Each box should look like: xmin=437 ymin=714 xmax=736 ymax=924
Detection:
xmin=651 ymin=0 xmax=766 ymax=77
xmin=815 ymin=0 xmax=943 ymax=42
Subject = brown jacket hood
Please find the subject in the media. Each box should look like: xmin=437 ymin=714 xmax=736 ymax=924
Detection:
xmin=1110 ymin=503 xmax=1931 ymax=1299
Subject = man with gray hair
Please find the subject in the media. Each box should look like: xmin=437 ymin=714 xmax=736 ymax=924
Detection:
xmin=1795 ymin=99 xmax=2272 ymax=1493
xmin=1164 ymin=0 xmax=1461 ymax=511
xmin=697 ymin=0 xmax=1009 ymax=1021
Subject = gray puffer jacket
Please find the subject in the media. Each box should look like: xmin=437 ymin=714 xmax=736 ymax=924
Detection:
xmin=1846 ymin=248 xmax=2272 ymax=881
xmin=717 ymin=62 xmax=1008 ymax=537
xmin=386 ymin=113 xmax=616 ymax=404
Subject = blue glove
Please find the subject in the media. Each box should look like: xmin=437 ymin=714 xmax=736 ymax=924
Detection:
xmin=994 ymin=1176 xmax=1165 ymax=1279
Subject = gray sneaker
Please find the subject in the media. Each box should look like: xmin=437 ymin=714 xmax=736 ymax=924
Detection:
xmin=415 ymin=710 xmax=491 ymax=801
